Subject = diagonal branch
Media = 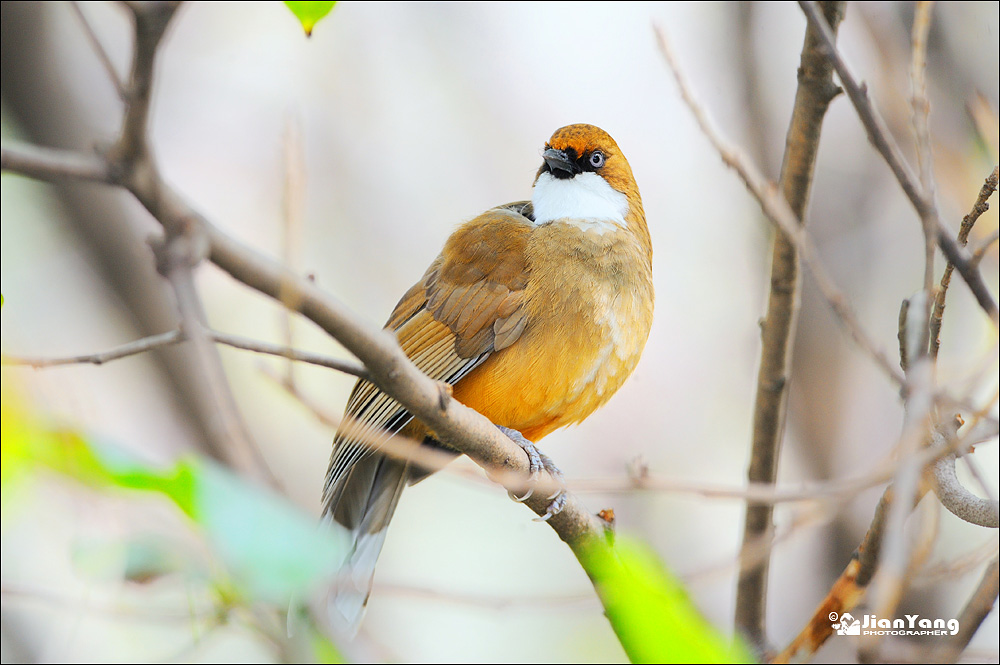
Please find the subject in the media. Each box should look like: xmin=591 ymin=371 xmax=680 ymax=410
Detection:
xmin=799 ymin=0 xmax=999 ymax=325
xmin=69 ymin=1 xmax=127 ymax=100
xmin=654 ymin=23 xmax=904 ymax=389
xmin=930 ymin=167 xmax=999 ymax=358
xmin=928 ymin=556 xmax=1000 ymax=663
xmin=0 ymin=3 xmax=609 ymax=566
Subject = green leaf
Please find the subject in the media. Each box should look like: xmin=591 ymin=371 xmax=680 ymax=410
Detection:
xmin=284 ymin=1 xmax=336 ymax=36
xmin=579 ymin=536 xmax=752 ymax=664
xmin=2 ymin=392 xmax=349 ymax=604
xmin=188 ymin=461 xmax=349 ymax=603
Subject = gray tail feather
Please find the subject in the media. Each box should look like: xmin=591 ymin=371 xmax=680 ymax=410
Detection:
xmin=324 ymin=454 xmax=409 ymax=636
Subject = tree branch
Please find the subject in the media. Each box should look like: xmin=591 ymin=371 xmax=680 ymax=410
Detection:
xmin=1 ymin=329 xmax=183 ymax=367
xmin=932 ymin=453 xmax=999 ymax=528
xmin=654 ymin=22 xmax=905 ymax=389
xmin=1 ymin=0 xmax=609 ymax=565
xmin=2 ymin=327 xmax=368 ymax=379
xmin=930 ymin=167 xmax=999 ymax=358
xmin=910 ymin=0 xmax=937 ymax=332
xmin=0 ymin=142 xmax=111 ymax=183
xmin=799 ymin=0 xmax=999 ymax=325
xmin=69 ymin=0 xmax=127 ymax=100
xmin=733 ymin=1 xmax=845 ymax=648
xmin=928 ymin=556 xmax=1000 ymax=663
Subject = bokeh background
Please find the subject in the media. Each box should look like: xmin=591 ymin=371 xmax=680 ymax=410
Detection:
xmin=1 ymin=2 xmax=997 ymax=662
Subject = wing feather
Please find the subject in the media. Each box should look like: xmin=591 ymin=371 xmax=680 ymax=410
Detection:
xmin=323 ymin=204 xmax=535 ymax=521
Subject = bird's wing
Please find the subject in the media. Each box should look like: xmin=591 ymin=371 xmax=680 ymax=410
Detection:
xmin=322 ymin=204 xmax=534 ymax=523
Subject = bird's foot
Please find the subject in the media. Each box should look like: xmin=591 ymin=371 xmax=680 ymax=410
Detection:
xmin=497 ymin=426 xmax=567 ymax=521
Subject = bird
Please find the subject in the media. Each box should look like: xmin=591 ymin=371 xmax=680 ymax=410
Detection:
xmin=322 ymin=123 xmax=654 ymax=632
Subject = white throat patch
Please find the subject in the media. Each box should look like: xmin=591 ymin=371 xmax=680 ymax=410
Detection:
xmin=531 ymin=171 xmax=628 ymax=233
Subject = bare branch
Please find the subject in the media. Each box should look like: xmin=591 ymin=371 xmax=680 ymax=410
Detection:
xmin=724 ymin=2 xmax=847 ymax=646
xmin=3 ymin=25 xmax=608 ymax=564
xmin=931 ymin=167 xmax=999 ymax=358
xmin=864 ymin=302 xmax=957 ymax=658
xmin=914 ymin=538 xmax=999 ymax=586
xmin=2 ymin=327 xmax=367 ymax=379
xmin=865 ymin=358 xmax=936 ymax=656
xmin=1 ymin=142 xmax=112 ymax=183
xmin=654 ymin=22 xmax=905 ymax=390
xmin=158 ymin=238 xmax=280 ymax=488
xmin=897 ymin=298 xmax=911 ymax=372
xmin=932 ymin=454 xmax=1000 ymax=528
xmin=110 ymin=1 xmax=179 ymax=168
xmin=910 ymin=0 xmax=937 ymax=321
xmin=215 ymin=330 xmax=368 ymax=379
xmin=205 ymin=219 xmax=608 ymax=538
xmin=773 ymin=483 xmax=929 ymax=663
xmin=1 ymin=329 xmax=182 ymax=367
xmin=799 ymin=1 xmax=999 ymax=325
xmin=971 ymin=228 xmax=1000 ymax=266
xmin=104 ymin=0 xmax=282 ymax=488
xmin=928 ymin=557 xmax=1000 ymax=663
xmin=279 ymin=114 xmax=306 ymax=387
xmin=69 ymin=1 xmax=127 ymax=100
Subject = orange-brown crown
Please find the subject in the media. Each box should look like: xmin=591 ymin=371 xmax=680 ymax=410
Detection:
xmin=537 ymin=124 xmax=638 ymax=198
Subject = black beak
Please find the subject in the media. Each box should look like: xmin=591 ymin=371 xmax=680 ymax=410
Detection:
xmin=542 ymin=148 xmax=579 ymax=180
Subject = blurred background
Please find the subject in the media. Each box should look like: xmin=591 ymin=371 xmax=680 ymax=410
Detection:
xmin=1 ymin=1 xmax=997 ymax=662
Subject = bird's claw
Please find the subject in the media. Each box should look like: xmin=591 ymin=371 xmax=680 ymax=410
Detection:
xmin=533 ymin=490 xmax=567 ymax=522
xmin=497 ymin=426 xmax=567 ymax=519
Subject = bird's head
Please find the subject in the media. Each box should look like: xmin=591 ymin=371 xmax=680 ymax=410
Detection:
xmin=531 ymin=124 xmax=643 ymax=234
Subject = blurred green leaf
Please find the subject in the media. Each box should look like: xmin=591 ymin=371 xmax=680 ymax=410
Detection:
xmin=580 ymin=536 xmax=752 ymax=664
xmin=284 ymin=1 xmax=336 ymax=36
xmin=191 ymin=461 xmax=348 ymax=603
xmin=1 ymin=393 xmax=349 ymax=604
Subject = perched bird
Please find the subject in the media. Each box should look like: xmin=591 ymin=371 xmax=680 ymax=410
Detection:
xmin=322 ymin=123 xmax=654 ymax=631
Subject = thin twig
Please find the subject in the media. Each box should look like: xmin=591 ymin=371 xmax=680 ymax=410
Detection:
xmin=772 ymin=483 xmax=929 ymax=663
xmin=214 ymin=330 xmax=368 ymax=379
xmin=260 ymin=364 xmax=994 ymax=508
xmin=655 ymin=23 xmax=904 ymax=390
xmin=69 ymin=0 xmax=127 ymax=100
xmin=914 ymin=538 xmax=999 ymax=586
xmin=897 ymin=299 xmax=911 ymax=372
xmin=907 ymin=489 xmax=941 ymax=581
xmin=971 ymin=228 xmax=999 ymax=266
xmin=2 ymin=328 xmax=368 ymax=379
xmin=279 ymin=114 xmax=305 ymax=387
xmin=928 ymin=557 xmax=1000 ymax=663
xmin=1 ymin=329 xmax=183 ymax=367
xmin=930 ymin=167 xmax=999 ymax=358
xmin=910 ymin=0 xmax=937 ymax=331
xmin=799 ymin=0 xmax=999 ymax=325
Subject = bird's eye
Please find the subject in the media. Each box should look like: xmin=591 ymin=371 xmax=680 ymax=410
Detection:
xmin=588 ymin=151 xmax=605 ymax=168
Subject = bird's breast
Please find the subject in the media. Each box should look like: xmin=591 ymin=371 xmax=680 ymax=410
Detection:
xmin=451 ymin=221 xmax=653 ymax=441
